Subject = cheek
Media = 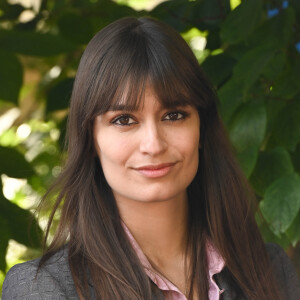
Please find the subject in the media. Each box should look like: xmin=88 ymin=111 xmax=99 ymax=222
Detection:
xmin=181 ymin=129 xmax=200 ymax=175
xmin=185 ymin=141 xmax=199 ymax=172
xmin=180 ymin=127 xmax=200 ymax=155
xmin=95 ymin=132 xmax=132 ymax=168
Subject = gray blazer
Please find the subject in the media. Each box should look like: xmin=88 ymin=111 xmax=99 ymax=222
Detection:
xmin=2 ymin=243 xmax=300 ymax=299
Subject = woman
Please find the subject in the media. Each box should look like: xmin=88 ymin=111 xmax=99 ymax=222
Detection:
xmin=2 ymin=17 xmax=300 ymax=300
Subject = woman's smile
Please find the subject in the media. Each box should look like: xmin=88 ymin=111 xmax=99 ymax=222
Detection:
xmin=93 ymin=87 xmax=200 ymax=204
xmin=131 ymin=162 xmax=178 ymax=178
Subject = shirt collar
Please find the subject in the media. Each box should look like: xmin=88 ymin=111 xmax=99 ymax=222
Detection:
xmin=122 ymin=222 xmax=225 ymax=299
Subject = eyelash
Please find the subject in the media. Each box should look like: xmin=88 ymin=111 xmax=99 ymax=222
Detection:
xmin=111 ymin=110 xmax=188 ymax=126
xmin=163 ymin=111 xmax=188 ymax=122
xmin=111 ymin=114 xmax=137 ymax=126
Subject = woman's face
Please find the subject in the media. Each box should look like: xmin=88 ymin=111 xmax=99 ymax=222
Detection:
xmin=94 ymin=87 xmax=200 ymax=205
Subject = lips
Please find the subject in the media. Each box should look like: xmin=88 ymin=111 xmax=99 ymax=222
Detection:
xmin=133 ymin=162 xmax=176 ymax=178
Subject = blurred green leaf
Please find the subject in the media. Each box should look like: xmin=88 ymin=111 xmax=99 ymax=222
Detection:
xmin=58 ymin=13 xmax=93 ymax=45
xmin=218 ymin=77 xmax=244 ymax=122
xmin=0 ymin=3 xmax=24 ymax=21
xmin=235 ymin=146 xmax=259 ymax=178
xmin=202 ymin=53 xmax=236 ymax=86
xmin=286 ymin=213 xmax=300 ymax=247
xmin=225 ymin=43 xmax=249 ymax=60
xmin=247 ymin=7 xmax=296 ymax=49
xmin=270 ymin=62 xmax=300 ymax=99
xmin=0 ymin=180 xmax=42 ymax=271
xmin=291 ymin=143 xmax=300 ymax=174
xmin=0 ymin=237 xmax=9 ymax=272
xmin=0 ymin=203 xmax=10 ymax=272
xmin=250 ymin=147 xmax=294 ymax=196
xmin=46 ymin=78 xmax=74 ymax=113
xmin=57 ymin=117 xmax=67 ymax=150
xmin=219 ymin=44 xmax=276 ymax=122
xmin=150 ymin=0 xmax=195 ymax=32
xmin=220 ymin=0 xmax=263 ymax=44
xmin=0 ymin=30 xmax=76 ymax=56
xmin=0 ymin=146 xmax=34 ymax=178
xmin=229 ymin=101 xmax=266 ymax=176
xmin=273 ymin=100 xmax=300 ymax=151
xmin=88 ymin=1 xmax=138 ymax=30
xmin=262 ymin=52 xmax=286 ymax=81
xmin=151 ymin=0 xmax=230 ymax=31
xmin=258 ymin=219 xmax=291 ymax=250
xmin=265 ymin=100 xmax=286 ymax=133
xmin=290 ymin=0 xmax=300 ymax=11
xmin=0 ymin=190 xmax=42 ymax=250
xmin=192 ymin=0 xmax=231 ymax=27
xmin=232 ymin=43 xmax=276 ymax=92
xmin=0 ymin=49 xmax=23 ymax=104
xmin=229 ymin=101 xmax=266 ymax=152
xmin=205 ymin=29 xmax=221 ymax=50
xmin=260 ymin=173 xmax=300 ymax=235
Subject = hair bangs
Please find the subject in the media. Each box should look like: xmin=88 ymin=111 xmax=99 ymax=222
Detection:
xmin=147 ymin=61 xmax=200 ymax=110
xmin=88 ymin=28 xmax=152 ymax=116
xmin=101 ymin=66 xmax=199 ymax=115
xmin=88 ymin=18 xmax=205 ymax=118
xmin=104 ymin=75 xmax=148 ymax=113
xmin=93 ymin=64 xmax=200 ymax=116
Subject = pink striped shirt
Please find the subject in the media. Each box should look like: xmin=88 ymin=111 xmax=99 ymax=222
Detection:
xmin=123 ymin=224 xmax=225 ymax=300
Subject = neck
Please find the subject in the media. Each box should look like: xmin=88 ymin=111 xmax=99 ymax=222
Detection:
xmin=117 ymin=192 xmax=189 ymax=265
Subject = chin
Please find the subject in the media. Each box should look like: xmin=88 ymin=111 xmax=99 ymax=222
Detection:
xmin=133 ymin=189 xmax=186 ymax=204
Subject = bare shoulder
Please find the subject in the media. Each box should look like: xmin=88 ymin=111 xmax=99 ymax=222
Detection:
xmin=2 ymin=248 xmax=79 ymax=300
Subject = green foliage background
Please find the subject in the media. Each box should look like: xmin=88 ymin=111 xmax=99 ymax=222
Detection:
xmin=0 ymin=0 xmax=300 ymax=291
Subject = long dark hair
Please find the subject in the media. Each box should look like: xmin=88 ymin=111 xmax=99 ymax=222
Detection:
xmin=39 ymin=17 xmax=282 ymax=299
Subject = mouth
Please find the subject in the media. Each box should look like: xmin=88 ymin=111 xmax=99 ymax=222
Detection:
xmin=133 ymin=162 xmax=177 ymax=178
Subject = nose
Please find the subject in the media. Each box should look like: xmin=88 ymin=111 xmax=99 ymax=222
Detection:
xmin=139 ymin=122 xmax=167 ymax=156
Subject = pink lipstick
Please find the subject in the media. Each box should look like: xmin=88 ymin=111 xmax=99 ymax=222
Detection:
xmin=133 ymin=163 xmax=176 ymax=178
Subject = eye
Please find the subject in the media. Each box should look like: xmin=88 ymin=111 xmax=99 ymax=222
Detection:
xmin=163 ymin=111 xmax=187 ymax=121
xmin=111 ymin=114 xmax=137 ymax=126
